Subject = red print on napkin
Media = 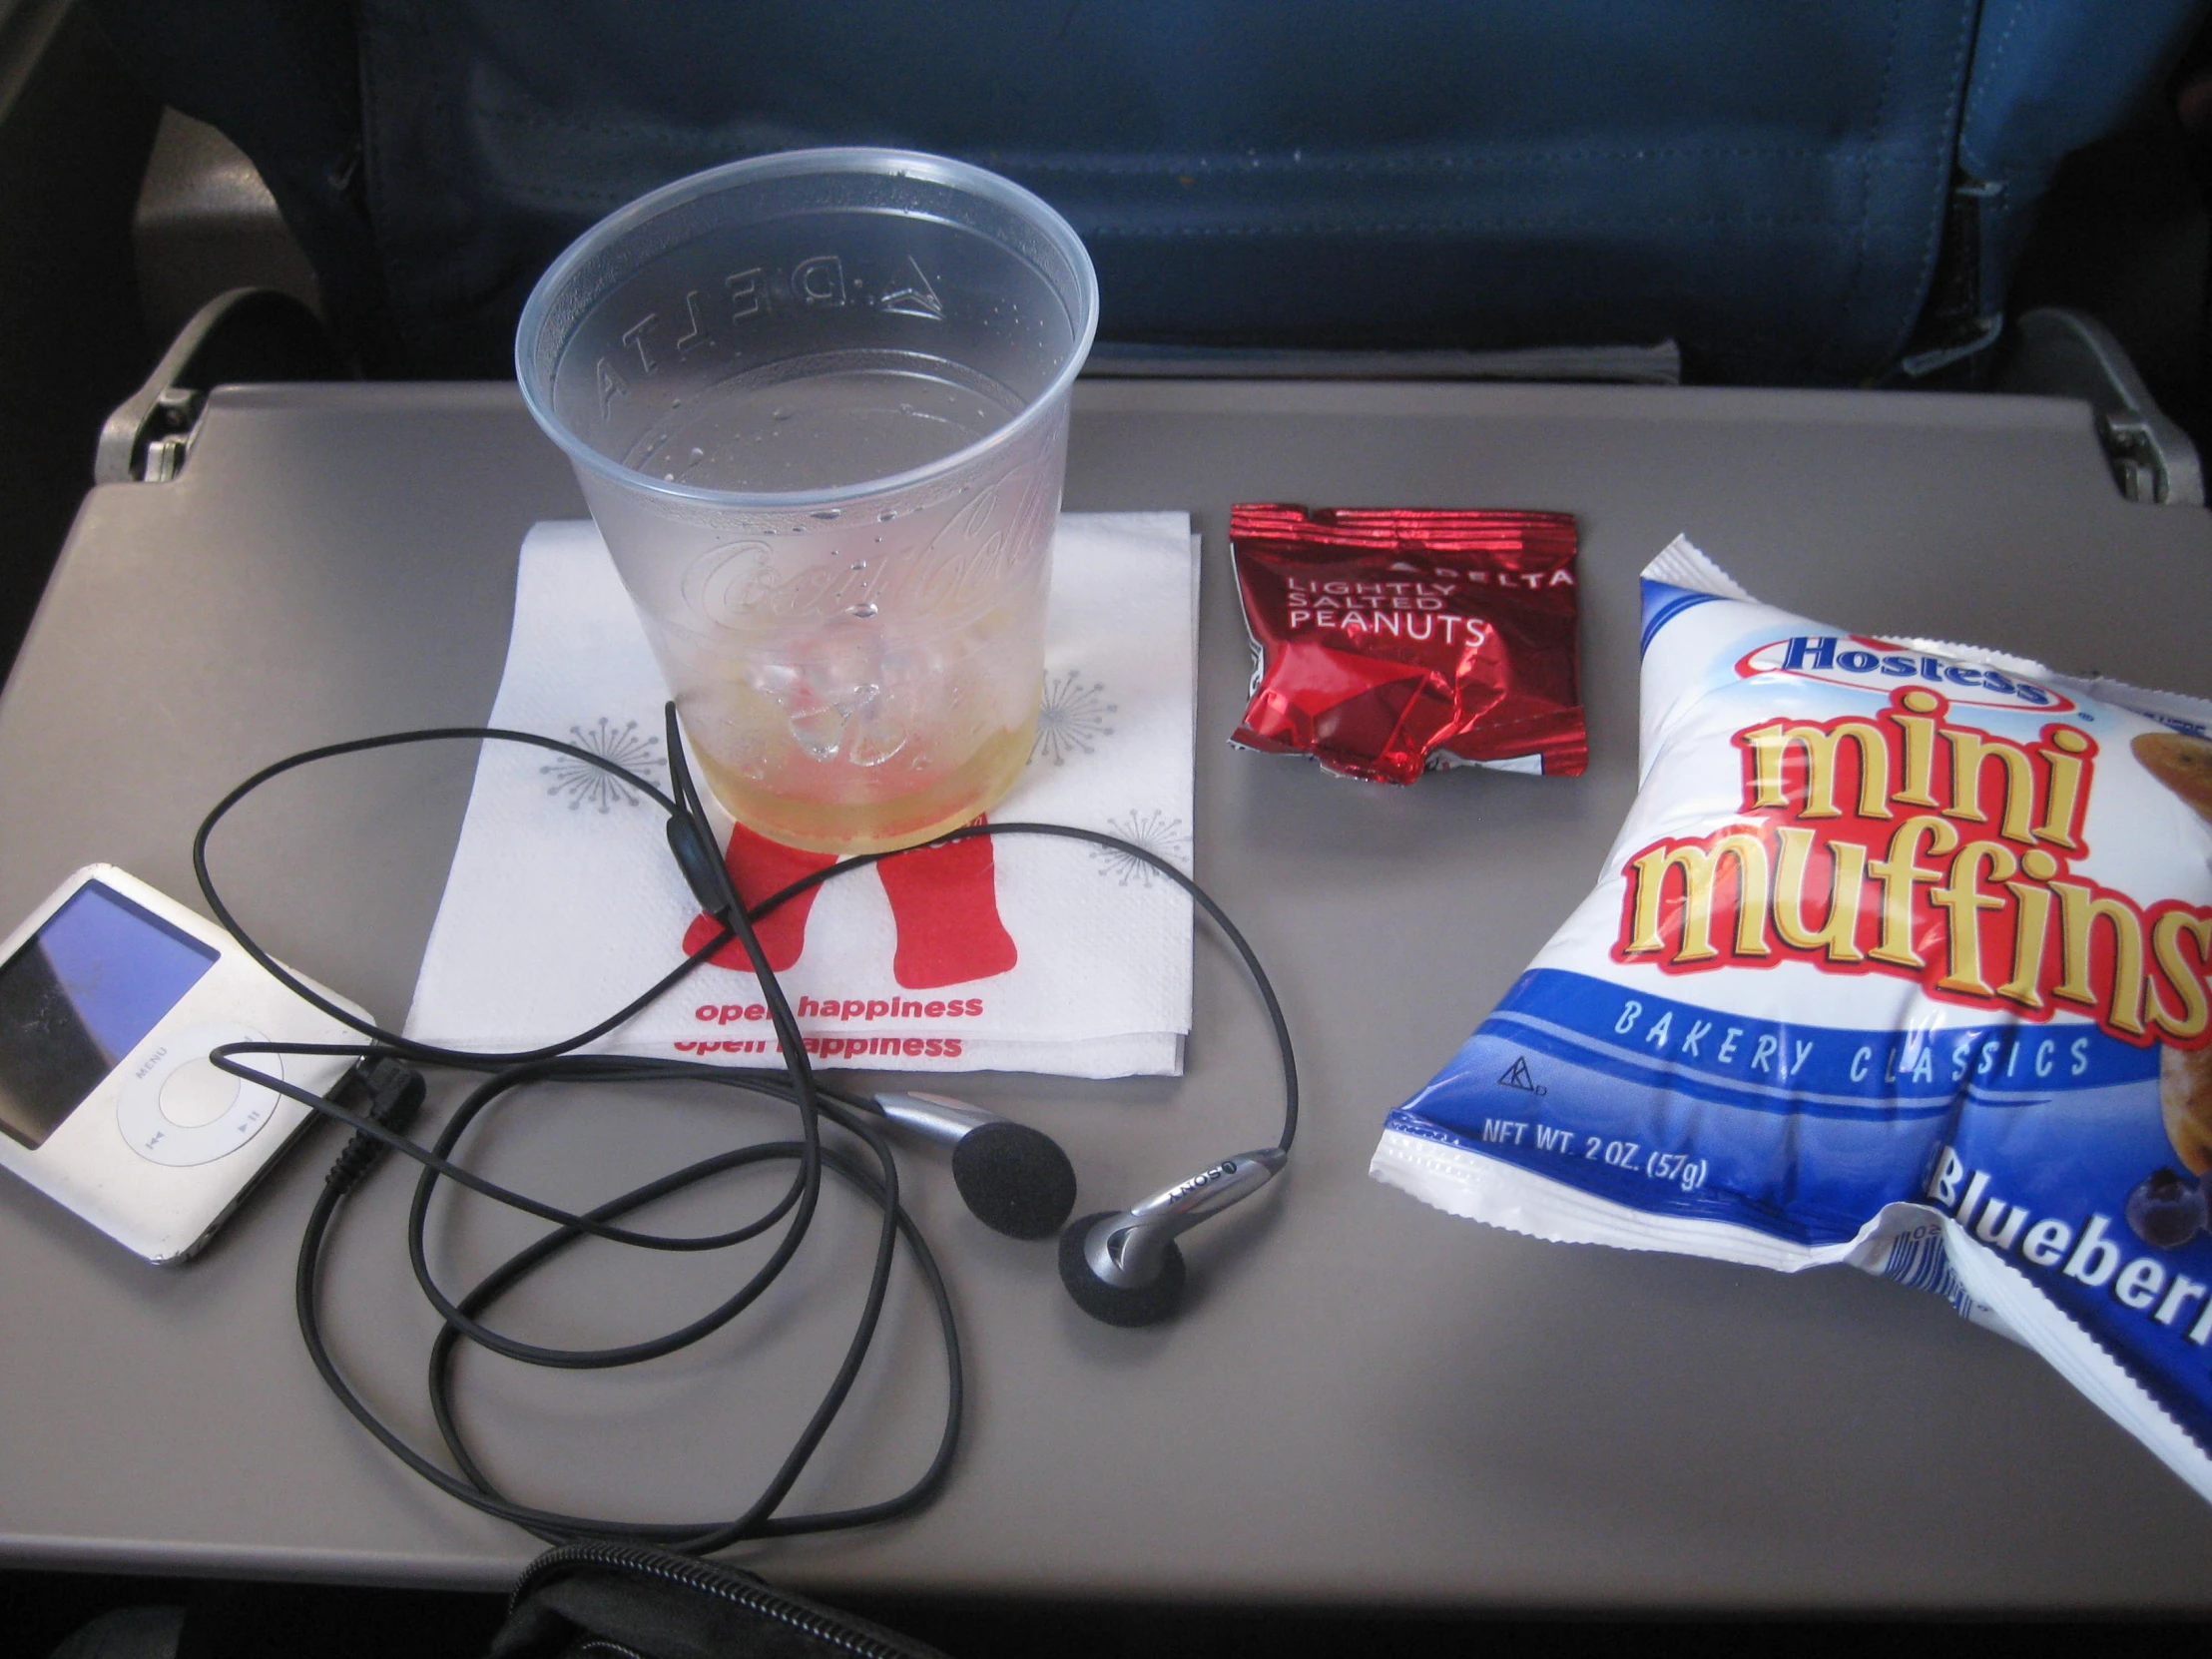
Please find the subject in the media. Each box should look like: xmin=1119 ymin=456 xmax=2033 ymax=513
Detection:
xmin=681 ymin=819 xmax=1018 ymax=990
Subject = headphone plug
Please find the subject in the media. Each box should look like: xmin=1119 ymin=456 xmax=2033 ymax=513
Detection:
xmin=323 ymin=1057 xmax=428 ymax=1197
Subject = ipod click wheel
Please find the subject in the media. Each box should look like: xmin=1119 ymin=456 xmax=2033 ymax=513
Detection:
xmin=0 ymin=864 xmax=369 ymax=1262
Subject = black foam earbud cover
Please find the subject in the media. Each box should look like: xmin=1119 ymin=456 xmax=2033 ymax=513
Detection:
xmin=666 ymin=816 xmax=734 ymax=920
xmin=950 ymin=1120 xmax=1079 ymax=1240
xmin=1058 ymin=1210 xmax=1186 ymax=1327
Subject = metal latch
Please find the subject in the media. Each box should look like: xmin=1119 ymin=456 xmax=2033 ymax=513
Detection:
xmin=1996 ymin=307 xmax=2205 ymax=507
xmin=135 ymin=386 xmax=203 ymax=483
xmin=94 ymin=287 xmax=344 ymax=483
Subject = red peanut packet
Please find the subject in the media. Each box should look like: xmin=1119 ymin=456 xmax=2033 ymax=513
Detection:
xmin=1228 ymin=503 xmax=1585 ymax=785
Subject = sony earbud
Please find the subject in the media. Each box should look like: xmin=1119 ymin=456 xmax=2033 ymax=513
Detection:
xmin=1057 ymin=1149 xmax=1286 ymax=1327
xmin=871 ymin=1091 xmax=1079 ymax=1241
xmin=871 ymin=1092 xmax=1286 ymax=1324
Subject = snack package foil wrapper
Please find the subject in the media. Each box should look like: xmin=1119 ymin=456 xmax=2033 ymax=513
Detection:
xmin=1230 ymin=504 xmax=1585 ymax=784
xmin=1373 ymin=535 xmax=2212 ymax=1502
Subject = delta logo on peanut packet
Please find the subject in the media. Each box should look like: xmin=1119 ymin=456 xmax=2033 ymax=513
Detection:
xmin=1373 ymin=534 xmax=2212 ymax=1507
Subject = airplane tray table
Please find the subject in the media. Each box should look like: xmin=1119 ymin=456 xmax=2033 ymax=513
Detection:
xmin=4 ymin=378 xmax=2212 ymax=1608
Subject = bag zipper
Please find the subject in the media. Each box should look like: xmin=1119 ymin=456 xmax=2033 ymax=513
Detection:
xmin=513 ymin=1540 xmax=923 ymax=1659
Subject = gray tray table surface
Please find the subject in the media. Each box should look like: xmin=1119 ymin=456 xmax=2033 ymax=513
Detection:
xmin=2 ymin=379 xmax=2210 ymax=1606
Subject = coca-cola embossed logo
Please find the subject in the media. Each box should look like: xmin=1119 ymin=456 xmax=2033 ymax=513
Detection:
xmin=679 ymin=466 xmax=1056 ymax=632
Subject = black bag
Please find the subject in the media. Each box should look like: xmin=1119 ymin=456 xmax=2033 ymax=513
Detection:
xmin=489 ymin=1543 xmax=949 ymax=1659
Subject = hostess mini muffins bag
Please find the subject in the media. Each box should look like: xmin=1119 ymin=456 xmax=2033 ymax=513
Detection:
xmin=1373 ymin=535 xmax=2212 ymax=1502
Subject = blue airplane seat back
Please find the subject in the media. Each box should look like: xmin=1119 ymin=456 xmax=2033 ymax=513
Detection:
xmin=92 ymin=0 xmax=2212 ymax=383
xmin=1953 ymin=0 xmax=2204 ymax=344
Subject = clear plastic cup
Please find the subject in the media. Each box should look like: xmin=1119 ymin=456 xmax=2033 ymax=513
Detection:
xmin=516 ymin=149 xmax=1098 ymax=853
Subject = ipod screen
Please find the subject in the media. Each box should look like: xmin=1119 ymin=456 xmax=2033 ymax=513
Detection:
xmin=0 ymin=882 xmax=218 ymax=1151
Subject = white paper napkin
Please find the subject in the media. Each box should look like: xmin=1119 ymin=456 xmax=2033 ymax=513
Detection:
xmin=403 ymin=514 xmax=1197 ymax=1077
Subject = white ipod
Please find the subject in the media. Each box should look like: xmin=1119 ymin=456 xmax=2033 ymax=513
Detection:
xmin=0 ymin=864 xmax=371 ymax=1263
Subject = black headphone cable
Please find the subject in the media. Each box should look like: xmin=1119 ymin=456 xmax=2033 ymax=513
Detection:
xmin=193 ymin=708 xmax=1296 ymax=1552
